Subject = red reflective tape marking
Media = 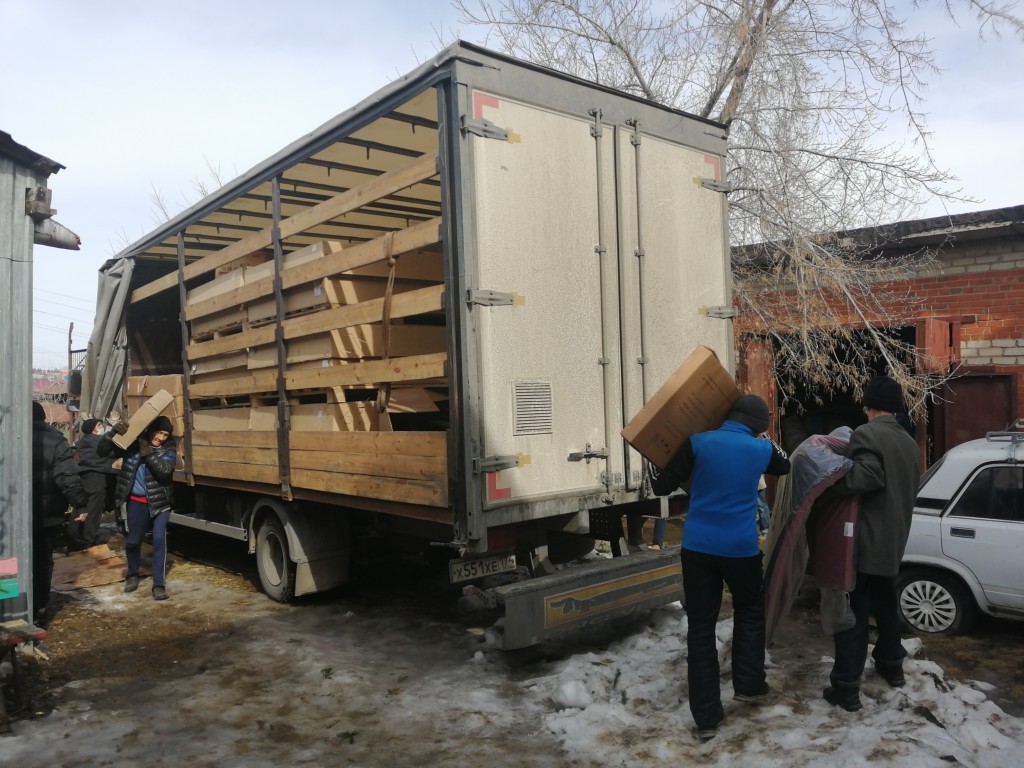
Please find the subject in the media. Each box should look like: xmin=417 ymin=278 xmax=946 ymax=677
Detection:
xmin=704 ymin=154 xmax=721 ymax=181
xmin=474 ymin=93 xmax=500 ymax=120
xmin=487 ymin=471 xmax=511 ymax=501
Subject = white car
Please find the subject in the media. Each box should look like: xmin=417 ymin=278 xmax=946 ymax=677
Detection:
xmin=898 ymin=430 xmax=1024 ymax=635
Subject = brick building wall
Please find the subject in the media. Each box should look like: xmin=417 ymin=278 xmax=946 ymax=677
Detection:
xmin=909 ymin=237 xmax=1024 ymax=420
xmin=734 ymin=217 xmax=1024 ymax=438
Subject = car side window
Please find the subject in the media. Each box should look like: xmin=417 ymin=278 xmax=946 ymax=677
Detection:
xmin=949 ymin=466 xmax=1024 ymax=522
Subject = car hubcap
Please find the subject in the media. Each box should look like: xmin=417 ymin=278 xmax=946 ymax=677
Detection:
xmin=901 ymin=580 xmax=957 ymax=632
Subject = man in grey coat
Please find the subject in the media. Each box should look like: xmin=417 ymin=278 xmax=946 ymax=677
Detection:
xmin=825 ymin=375 xmax=921 ymax=712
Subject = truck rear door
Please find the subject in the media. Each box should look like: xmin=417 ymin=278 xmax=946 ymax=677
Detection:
xmin=464 ymin=91 xmax=730 ymax=513
xmin=468 ymin=94 xmax=611 ymax=508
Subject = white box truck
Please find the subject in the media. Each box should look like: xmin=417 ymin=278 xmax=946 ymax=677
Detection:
xmin=82 ymin=42 xmax=733 ymax=649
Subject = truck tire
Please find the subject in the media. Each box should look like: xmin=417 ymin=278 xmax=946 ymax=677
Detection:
xmin=256 ymin=515 xmax=295 ymax=603
xmin=547 ymin=532 xmax=596 ymax=564
xmin=896 ymin=569 xmax=977 ymax=635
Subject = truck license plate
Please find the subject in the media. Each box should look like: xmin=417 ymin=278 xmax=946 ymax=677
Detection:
xmin=449 ymin=553 xmax=517 ymax=584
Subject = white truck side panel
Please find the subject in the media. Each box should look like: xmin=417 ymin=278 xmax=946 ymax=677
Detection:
xmin=470 ymin=96 xmax=609 ymax=505
xmin=617 ymin=132 xmax=731 ymax=482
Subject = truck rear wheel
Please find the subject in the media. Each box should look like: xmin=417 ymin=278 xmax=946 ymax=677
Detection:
xmin=256 ymin=515 xmax=295 ymax=602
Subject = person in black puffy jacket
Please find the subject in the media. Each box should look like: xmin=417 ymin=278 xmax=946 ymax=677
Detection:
xmin=98 ymin=415 xmax=176 ymax=601
xmin=32 ymin=401 xmax=90 ymax=621
xmin=67 ymin=418 xmax=119 ymax=550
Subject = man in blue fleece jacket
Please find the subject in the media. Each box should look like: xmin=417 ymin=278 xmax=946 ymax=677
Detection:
xmin=652 ymin=394 xmax=790 ymax=740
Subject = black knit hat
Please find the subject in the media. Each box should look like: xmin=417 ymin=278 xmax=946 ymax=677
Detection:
xmin=146 ymin=415 xmax=174 ymax=435
xmin=726 ymin=394 xmax=770 ymax=434
xmin=81 ymin=418 xmax=100 ymax=435
xmin=32 ymin=401 xmax=46 ymax=422
xmin=861 ymin=375 xmax=904 ymax=413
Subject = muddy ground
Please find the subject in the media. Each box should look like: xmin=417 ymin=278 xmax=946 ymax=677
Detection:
xmin=9 ymin=517 xmax=1024 ymax=731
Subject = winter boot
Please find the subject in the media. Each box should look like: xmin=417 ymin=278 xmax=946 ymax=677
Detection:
xmin=875 ymin=659 xmax=906 ymax=688
xmin=734 ymin=683 xmax=772 ymax=702
xmin=823 ymin=681 xmax=862 ymax=712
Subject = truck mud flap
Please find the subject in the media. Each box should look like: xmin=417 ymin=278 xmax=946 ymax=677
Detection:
xmin=493 ymin=548 xmax=682 ymax=650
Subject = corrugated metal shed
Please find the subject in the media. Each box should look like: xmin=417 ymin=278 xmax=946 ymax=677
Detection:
xmin=0 ymin=131 xmax=65 ymax=623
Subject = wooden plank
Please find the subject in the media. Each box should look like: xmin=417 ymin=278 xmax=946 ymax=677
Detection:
xmin=187 ymin=352 xmax=447 ymax=398
xmin=191 ymin=444 xmax=278 ymax=466
xmin=187 ymin=284 xmax=444 ymax=361
xmin=131 ymin=153 xmax=439 ymax=304
xmin=192 ymin=430 xmax=276 ymax=448
xmin=246 ymin=325 xmax=446 ymax=369
xmin=285 ymin=353 xmax=446 ymax=392
xmin=191 ymin=429 xmax=446 ymax=457
xmin=192 ymin=461 xmax=445 ymax=506
xmin=289 ymin=430 xmax=446 ymax=457
xmin=185 ymin=217 xmax=442 ymax=320
xmin=192 ymin=460 xmax=280 ymax=485
xmin=192 ymin=438 xmax=446 ymax=479
xmin=289 ymin=468 xmax=446 ymax=507
xmin=289 ymin=449 xmax=446 ymax=481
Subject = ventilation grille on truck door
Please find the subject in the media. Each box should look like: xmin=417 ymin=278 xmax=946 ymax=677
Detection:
xmin=514 ymin=381 xmax=553 ymax=436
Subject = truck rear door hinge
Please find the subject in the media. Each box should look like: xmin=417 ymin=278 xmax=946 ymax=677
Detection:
xmin=705 ymin=305 xmax=738 ymax=320
xmin=626 ymin=117 xmax=642 ymax=146
xmin=467 ymin=289 xmax=524 ymax=307
xmin=474 ymin=454 xmax=520 ymax=473
xmin=699 ymin=178 xmax=733 ymax=193
xmin=461 ymin=116 xmax=509 ymax=141
xmin=567 ymin=444 xmax=608 ymax=463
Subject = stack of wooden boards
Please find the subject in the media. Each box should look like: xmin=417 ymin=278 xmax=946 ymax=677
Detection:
xmin=125 ymin=159 xmax=451 ymax=508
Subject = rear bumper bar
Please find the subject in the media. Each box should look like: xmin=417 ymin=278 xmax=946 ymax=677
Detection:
xmin=493 ymin=548 xmax=682 ymax=649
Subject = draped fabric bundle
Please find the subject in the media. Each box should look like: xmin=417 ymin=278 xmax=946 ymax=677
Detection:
xmin=763 ymin=427 xmax=857 ymax=644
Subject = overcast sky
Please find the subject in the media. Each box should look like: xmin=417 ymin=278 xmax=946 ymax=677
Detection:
xmin=3 ymin=1 xmax=1022 ymax=369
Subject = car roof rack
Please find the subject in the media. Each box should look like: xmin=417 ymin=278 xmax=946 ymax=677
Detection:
xmin=984 ymin=431 xmax=1024 ymax=447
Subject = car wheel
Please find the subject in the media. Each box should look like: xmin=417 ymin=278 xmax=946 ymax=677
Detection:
xmin=896 ymin=569 xmax=977 ymax=635
xmin=256 ymin=515 xmax=295 ymax=603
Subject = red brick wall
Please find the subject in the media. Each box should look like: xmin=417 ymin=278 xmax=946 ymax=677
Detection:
xmin=734 ymin=236 xmax=1024 ymax=421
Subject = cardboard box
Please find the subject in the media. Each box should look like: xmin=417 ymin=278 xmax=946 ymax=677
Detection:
xmin=190 ymin=351 xmax=248 ymax=376
xmin=620 ymin=346 xmax=741 ymax=469
xmin=126 ymin=374 xmax=184 ymax=397
xmin=187 ymin=268 xmax=248 ymax=335
xmin=244 ymin=240 xmax=343 ymax=324
xmin=246 ymin=281 xmax=333 ymax=325
xmin=192 ymin=408 xmax=251 ymax=432
xmin=113 ymin=389 xmax=176 ymax=449
xmin=246 ymin=326 xmax=447 ymax=370
xmin=249 ymin=401 xmax=385 ymax=432
xmin=126 ymin=396 xmax=185 ymax=438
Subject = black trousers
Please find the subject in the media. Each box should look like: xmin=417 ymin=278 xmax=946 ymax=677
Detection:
xmin=32 ymin=525 xmax=59 ymax=617
xmin=681 ymin=547 xmax=767 ymax=730
xmin=830 ymin=571 xmax=907 ymax=687
xmin=67 ymin=471 xmax=107 ymax=548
